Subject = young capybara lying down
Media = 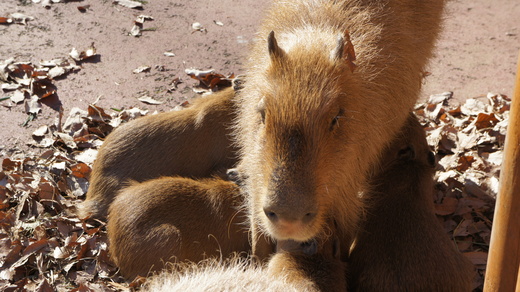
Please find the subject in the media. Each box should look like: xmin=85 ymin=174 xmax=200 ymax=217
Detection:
xmin=79 ymin=87 xmax=237 ymax=220
xmin=348 ymin=114 xmax=475 ymax=291
xmin=233 ymin=0 xmax=446 ymax=259
xmin=107 ymin=177 xmax=250 ymax=280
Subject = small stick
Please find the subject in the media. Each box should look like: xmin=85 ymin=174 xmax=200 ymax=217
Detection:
xmin=484 ymin=51 xmax=520 ymax=291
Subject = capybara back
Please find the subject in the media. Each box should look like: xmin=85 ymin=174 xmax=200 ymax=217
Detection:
xmin=80 ymin=87 xmax=237 ymax=220
xmin=107 ymin=177 xmax=249 ymax=280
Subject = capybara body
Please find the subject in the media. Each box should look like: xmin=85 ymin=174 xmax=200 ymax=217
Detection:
xmin=79 ymin=87 xmax=237 ymax=220
xmin=234 ymin=0 xmax=445 ymax=257
xmin=143 ymin=257 xmax=320 ymax=292
xmin=348 ymin=115 xmax=474 ymax=291
xmin=107 ymin=177 xmax=249 ymax=280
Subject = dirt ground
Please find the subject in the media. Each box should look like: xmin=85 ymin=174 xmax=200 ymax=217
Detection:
xmin=1 ymin=0 xmax=519 ymax=155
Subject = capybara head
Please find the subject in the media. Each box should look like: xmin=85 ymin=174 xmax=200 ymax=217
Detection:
xmin=244 ymin=30 xmax=364 ymax=242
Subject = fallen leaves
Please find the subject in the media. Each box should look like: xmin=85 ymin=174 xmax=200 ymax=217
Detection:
xmin=185 ymin=68 xmax=234 ymax=93
xmin=0 ymin=102 xmax=159 ymax=290
xmin=1 ymin=45 xmax=98 ymax=125
xmin=0 ymin=13 xmax=34 ymax=25
xmin=130 ymin=15 xmax=154 ymax=37
xmin=415 ymin=91 xmax=509 ymax=289
xmin=137 ymin=95 xmax=163 ymax=105
xmin=69 ymin=44 xmax=98 ymax=62
xmin=114 ymin=0 xmax=144 ymax=9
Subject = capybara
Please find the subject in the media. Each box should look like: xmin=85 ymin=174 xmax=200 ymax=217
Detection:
xmin=79 ymin=87 xmax=237 ymax=220
xmin=233 ymin=0 xmax=445 ymax=259
xmin=269 ymin=220 xmax=347 ymax=292
xmin=143 ymin=234 xmax=346 ymax=292
xmin=348 ymin=114 xmax=474 ymax=291
xmin=107 ymin=177 xmax=250 ymax=280
xmin=142 ymin=257 xmax=319 ymax=292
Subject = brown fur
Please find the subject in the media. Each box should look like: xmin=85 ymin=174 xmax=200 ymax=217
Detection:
xmin=79 ymin=87 xmax=237 ymax=220
xmin=269 ymin=221 xmax=348 ymax=292
xmin=142 ymin=233 xmax=346 ymax=292
xmin=234 ymin=0 xmax=445 ymax=259
xmin=348 ymin=114 xmax=475 ymax=291
xmin=107 ymin=177 xmax=249 ymax=280
xmin=143 ymin=256 xmax=320 ymax=292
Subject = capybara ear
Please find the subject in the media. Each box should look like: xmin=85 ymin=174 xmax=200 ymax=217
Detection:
xmin=333 ymin=29 xmax=357 ymax=72
xmin=267 ymin=31 xmax=286 ymax=60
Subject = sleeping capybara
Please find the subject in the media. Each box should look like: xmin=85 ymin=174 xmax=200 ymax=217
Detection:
xmin=107 ymin=177 xmax=250 ymax=280
xmin=348 ymin=114 xmax=475 ymax=291
xmin=233 ymin=0 xmax=446 ymax=259
xmin=79 ymin=87 xmax=237 ymax=220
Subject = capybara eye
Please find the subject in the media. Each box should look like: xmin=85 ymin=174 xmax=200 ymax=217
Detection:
xmin=427 ymin=151 xmax=436 ymax=166
xmin=330 ymin=109 xmax=344 ymax=131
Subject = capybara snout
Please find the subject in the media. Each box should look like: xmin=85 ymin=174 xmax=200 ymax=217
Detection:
xmin=261 ymin=179 xmax=322 ymax=241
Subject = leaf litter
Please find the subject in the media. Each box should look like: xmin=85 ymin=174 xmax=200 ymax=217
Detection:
xmin=0 ymin=45 xmax=97 ymax=125
xmin=0 ymin=67 xmax=239 ymax=290
xmin=0 ymin=62 xmax=504 ymax=290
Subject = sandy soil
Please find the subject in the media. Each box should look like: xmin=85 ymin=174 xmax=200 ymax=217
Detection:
xmin=1 ymin=0 xmax=519 ymax=155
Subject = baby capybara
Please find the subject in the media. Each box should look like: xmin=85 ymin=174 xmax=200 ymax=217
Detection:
xmin=107 ymin=177 xmax=249 ymax=280
xmin=142 ymin=231 xmax=346 ymax=292
xmin=269 ymin=220 xmax=347 ymax=292
xmin=233 ymin=0 xmax=446 ymax=259
xmin=348 ymin=114 xmax=474 ymax=291
xmin=79 ymin=87 xmax=237 ymax=220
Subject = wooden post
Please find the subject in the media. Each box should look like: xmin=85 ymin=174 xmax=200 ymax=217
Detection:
xmin=483 ymin=51 xmax=520 ymax=291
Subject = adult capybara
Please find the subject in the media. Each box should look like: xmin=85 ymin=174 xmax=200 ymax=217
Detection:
xmin=234 ymin=0 xmax=445 ymax=258
xmin=79 ymin=87 xmax=237 ymax=220
xmin=107 ymin=177 xmax=250 ymax=280
xmin=348 ymin=114 xmax=474 ymax=291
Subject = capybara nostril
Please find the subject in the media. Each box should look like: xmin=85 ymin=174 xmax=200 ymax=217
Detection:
xmin=302 ymin=212 xmax=317 ymax=224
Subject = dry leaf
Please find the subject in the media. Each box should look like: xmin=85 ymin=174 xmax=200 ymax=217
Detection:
xmin=428 ymin=91 xmax=453 ymax=104
xmin=138 ymin=95 xmax=163 ymax=105
xmin=25 ymin=95 xmax=42 ymax=115
xmin=77 ymin=5 xmax=91 ymax=13
xmin=114 ymin=0 xmax=143 ymax=9
xmin=132 ymin=66 xmax=151 ymax=74
xmin=8 ymin=13 xmax=34 ymax=25
xmin=32 ymin=125 xmax=48 ymax=137
xmin=69 ymin=44 xmax=97 ymax=62
xmin=192 ymin=22 xmax=207 ymax=33
xmin=10 ymin=90 xmax=27 ymax=104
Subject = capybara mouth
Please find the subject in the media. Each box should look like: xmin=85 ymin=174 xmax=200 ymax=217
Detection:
xmin=264 ymin=216 xmax=321 ymax=242
xmin=276 ymin=238 xmax=318 ymax=255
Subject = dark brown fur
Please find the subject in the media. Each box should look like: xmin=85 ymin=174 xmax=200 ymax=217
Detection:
xmin=269 ymin=220 xmax=348 ymax=292
xmin=79 ymin=87 xmax=237 ymax=220
xmin=348 ymin=115 xmax=475 ymax=291
xmin=107 ymin=177 xmax=249 ymax=280
xmin=234 ymin=0 xmax=446 ymax=259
